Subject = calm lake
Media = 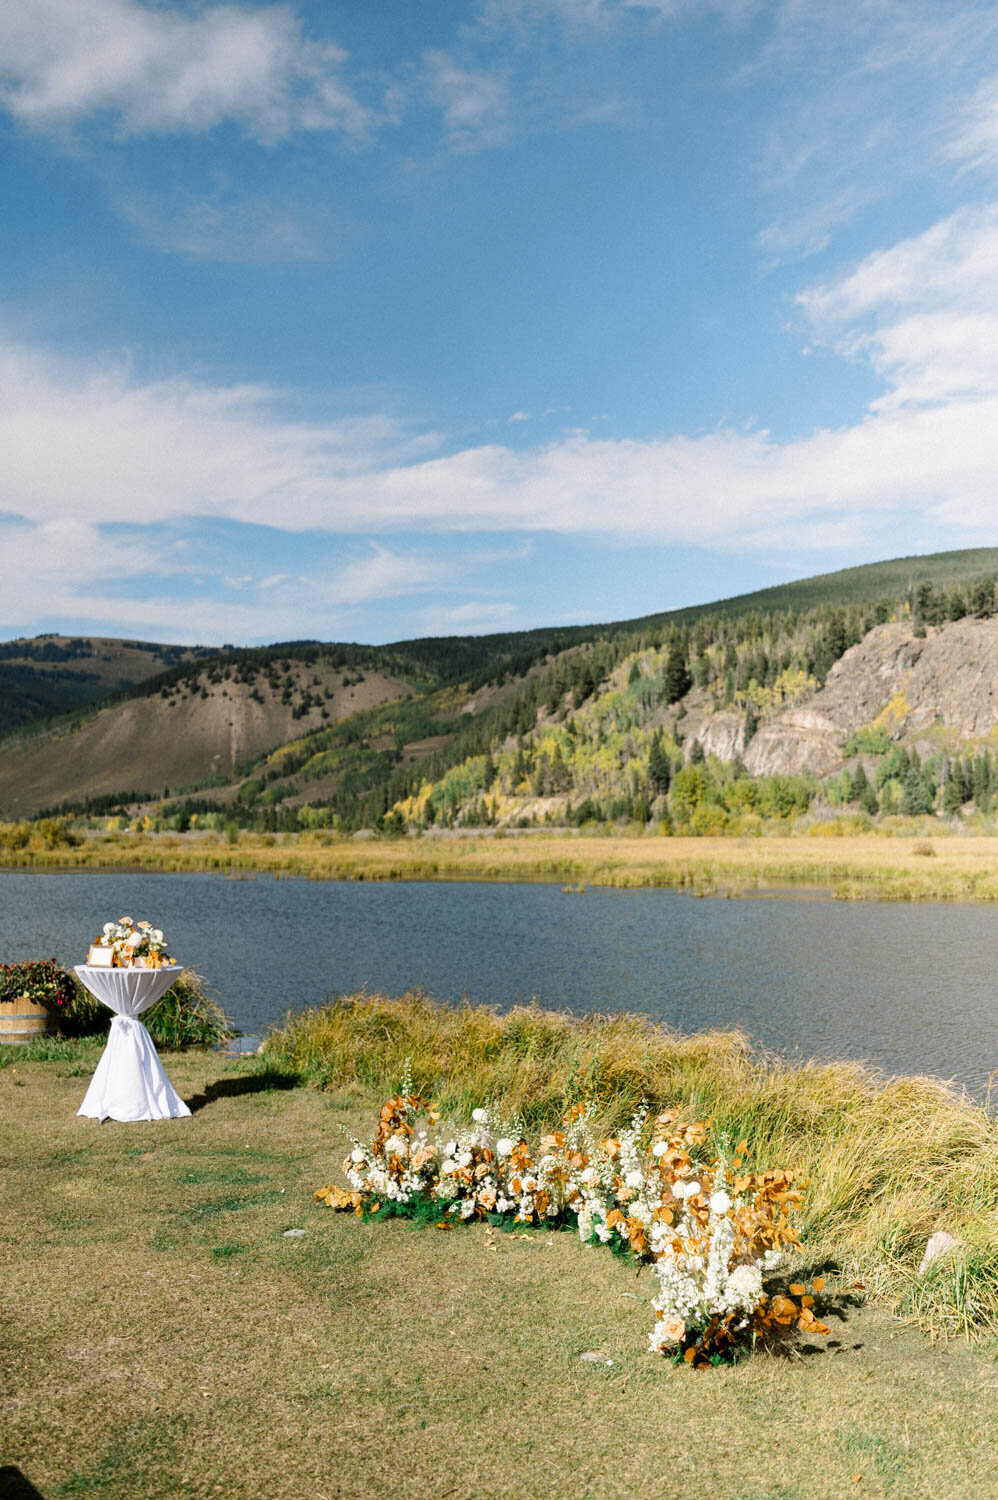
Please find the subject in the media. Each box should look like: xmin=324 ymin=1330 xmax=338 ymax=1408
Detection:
xmin=2 ymin=870 xmax=996 ymax=1096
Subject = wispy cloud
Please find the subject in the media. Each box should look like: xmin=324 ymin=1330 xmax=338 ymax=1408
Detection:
xmin=329 ymin=546 xmax=451 ymax=605
xmin=0 ymin=0 xmax=377 ymax=142
xmin=423 ymin=50 xmax=512 ymax=152
xmin=117 ymin=181 xmax=357 ymax=266
xmin=949 ymin=69 xmax=998 ymax=173
xmin=417 ymin=600 xmax=517 ymax=634
xmin=479 ymin=0 xmax=751 ymax=31
xmin=750 ymin=1 xmax=998 ymax=256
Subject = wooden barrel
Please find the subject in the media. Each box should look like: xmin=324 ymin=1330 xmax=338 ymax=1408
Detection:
xmin=0 ymin=995 xmax=59 ymax=1044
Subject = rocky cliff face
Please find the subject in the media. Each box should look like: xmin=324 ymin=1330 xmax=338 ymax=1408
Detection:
xmin=743 ymin=707 xmax=843 ymax=778
xmin=701 ymin=618 xmax=998 ymax=777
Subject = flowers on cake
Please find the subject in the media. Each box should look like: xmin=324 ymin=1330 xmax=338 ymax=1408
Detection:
xmin=87 ymin=917 xmax=174 ymax=968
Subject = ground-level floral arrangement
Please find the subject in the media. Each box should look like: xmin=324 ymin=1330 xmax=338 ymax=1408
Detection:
xmin=316 ymin=1070 xmax=829 ymax=1367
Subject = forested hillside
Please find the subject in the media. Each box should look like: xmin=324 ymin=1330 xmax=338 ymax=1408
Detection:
xmin=7 ymin=549 xmax=998 ymax=831
xmin=0 ymin=635 xmax=212 ymax=734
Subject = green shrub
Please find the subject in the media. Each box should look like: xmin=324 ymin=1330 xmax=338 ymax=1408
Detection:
xmin=61 ymin=967 xmax=233 ymax=1049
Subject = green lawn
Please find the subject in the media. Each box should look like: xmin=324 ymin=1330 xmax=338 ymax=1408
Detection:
xmin=2 ymin=1053 xmax=997 ymax=1499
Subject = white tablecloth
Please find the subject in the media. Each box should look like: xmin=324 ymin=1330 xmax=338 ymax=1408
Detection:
xmin=75 ymin=966 xmax=192 ymax=1123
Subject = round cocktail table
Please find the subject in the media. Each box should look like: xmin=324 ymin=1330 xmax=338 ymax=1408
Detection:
xmin=74 ymin=965 xmax=192 ymax=1123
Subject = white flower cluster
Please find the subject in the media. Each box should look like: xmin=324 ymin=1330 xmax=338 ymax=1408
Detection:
xmin=90 ymin=917 xmax=172 ymax=966
xmin=321 ymin=1089 xmax=814 ymax=1364
xmin=647 ymin=1187 xmax=768 ymax=1354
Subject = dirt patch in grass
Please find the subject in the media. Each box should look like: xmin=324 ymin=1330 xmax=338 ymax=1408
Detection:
xmin=2 ymin=1057 xmax=997 ymax=1499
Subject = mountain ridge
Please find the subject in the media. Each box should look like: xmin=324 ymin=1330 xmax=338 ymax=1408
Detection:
xmin=5 ymin=546 xmax=998 ymax=826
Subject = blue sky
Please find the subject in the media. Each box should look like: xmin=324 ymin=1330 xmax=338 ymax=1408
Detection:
xmin=3 ymin=0 xmax=998 ymax=646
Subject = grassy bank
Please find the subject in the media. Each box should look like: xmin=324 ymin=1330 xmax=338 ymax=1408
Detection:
xmin=7 ymin=829 xmax=998 ymax=901
xmin=3 ymin=1048 xmax=998 ymax=1499
xmin=264 ymin=992 xmax=998 ymax=1339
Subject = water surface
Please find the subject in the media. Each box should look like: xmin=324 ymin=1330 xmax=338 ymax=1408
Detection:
xmin=2 ymin=870 xmax=995 ymax=1096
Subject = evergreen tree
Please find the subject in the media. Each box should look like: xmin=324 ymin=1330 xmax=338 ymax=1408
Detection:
xmin=947 ymin=589 xmax=967 ymax=621
xmin=901 ymin=764 xmax=930 ymax=816
xmin=852 ymin=761 xmax=878 ymax=816
xmin=549 ymin=743 xmax=572 ymax=793
xmin=648 ymin=730 xmax=671 ymax=796
xmin=662 ymin=644 xmax=692 ymax=705
xmin=969 ymin=576 xmax=996 ymax=617
xmin=689 ymin=738 xmax=706 ymax=764
xmin=972 ymin=754 xmax=990 ymax=808
xmin=743 ymin=702 xmax=759 ymax=747
xmin=914 ymin=580 xmax=944 ymax=627
xmin=943 ymin=766 xmax=965 ymax=816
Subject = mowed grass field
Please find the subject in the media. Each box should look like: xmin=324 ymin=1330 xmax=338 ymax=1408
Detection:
xmin=3 ymin=1052 xmax=998 ymax=1500
xmin=9 ymin=830 xmax=998 ymax=902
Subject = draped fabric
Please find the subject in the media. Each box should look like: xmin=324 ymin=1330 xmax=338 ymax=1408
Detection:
xmin=75 ymin=966 xmax=192 ymax=1123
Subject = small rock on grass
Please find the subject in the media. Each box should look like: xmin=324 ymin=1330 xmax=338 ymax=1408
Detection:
xmin=918 ymin=1229 xmax=958 ymax=1275
xmin=282 ymin=1228 xmax=306 ymax=1239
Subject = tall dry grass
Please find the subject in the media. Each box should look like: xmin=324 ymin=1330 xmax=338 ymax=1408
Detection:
xmin=9 ymin=829 xmax=998 ymax=901
xmin=262 ymin=991 xmax=998 ymax=1336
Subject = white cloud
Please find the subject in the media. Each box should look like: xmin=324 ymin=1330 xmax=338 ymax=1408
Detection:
xmin=949 ymin=69 xmax=998 ymax=172
xmin=757 ymin=189 xmax=871 ymax=262
xmin=0 ymin=337 xmax=426 ymax=529
xmin=0 ymin=0 xmax=375 ymax=141
xmin=423 ymin=50 xmax=512 ymax=152
xmin=328 ymin=547 xmax=450 ymax=605
xmin=8 ymin=194 xmax=998 ymax=584
xmin=749 ymin=2 xmax=998 ymax=259
xmin=799 ymin=205 xmax=998 ymax=409
xmin=800 ymin=205 xmax=998 ymax=325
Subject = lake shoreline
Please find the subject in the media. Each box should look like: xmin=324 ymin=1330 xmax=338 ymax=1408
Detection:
xmin=5 ymin=829 xmax=998 ymax=902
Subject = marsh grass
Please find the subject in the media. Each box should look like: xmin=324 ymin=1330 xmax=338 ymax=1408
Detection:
xmin=4 ymin=1052 xmax=998 ymax=1499
xmin=263 ymin=992 xmax=998 ymax=1337
xmin=9 ymin=830 xmax=998 ymax=902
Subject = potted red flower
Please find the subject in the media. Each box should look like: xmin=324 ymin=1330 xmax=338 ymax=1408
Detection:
xmin=0 ymin=959 xmax=76 ymax=1044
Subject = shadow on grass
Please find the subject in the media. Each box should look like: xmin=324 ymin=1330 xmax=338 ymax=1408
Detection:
xmin=0 ymin=1467 xmax=47 ymax=1499
xmin=185 ymin=1069 xmax=299 ymax=1114
xmin=777 ymin=1294 xmax=867 ymax=1359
